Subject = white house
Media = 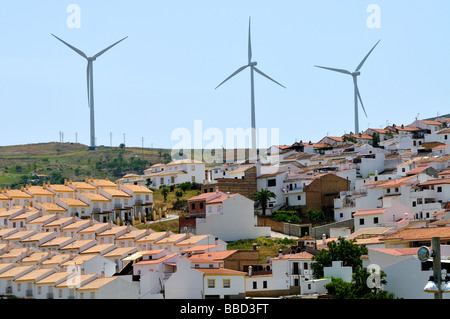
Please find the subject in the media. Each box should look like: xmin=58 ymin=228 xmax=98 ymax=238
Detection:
xmin=165 ymin=257 xmax=246 ymax=299
xmin=367 ymin=247 xmax=450 ymax=299
xmin=33 ymin=271 xmax=72 ymax=299
xmin=143 ymin=159 xmax=205 ymax=189
xmin=13 ymin=268 xmax=56 ymax=299
xmin=76 ymin=276 xmax=140 ymax=299
xmin=191 ymin=192 xmax=271 ymax=241
xmin=353 ymin=198 xmax=415 ymax=231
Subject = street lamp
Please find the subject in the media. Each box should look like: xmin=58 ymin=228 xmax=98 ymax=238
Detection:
xmin=419 ymin=238 xmax=450 ymax=299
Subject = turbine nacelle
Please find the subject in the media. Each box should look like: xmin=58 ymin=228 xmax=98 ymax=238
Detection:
xmin=352 ymin=71 xmax=361 ymax=76
xmin=249 ymin=61 xmax=257 ymax=67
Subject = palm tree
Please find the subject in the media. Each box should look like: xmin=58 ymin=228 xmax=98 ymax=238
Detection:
xmin=252 ymin=189 xmax=276 ymax=216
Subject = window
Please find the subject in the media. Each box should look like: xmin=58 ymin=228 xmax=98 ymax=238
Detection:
xmin=191 ymin=176 xmax=196 ymax=182
xmin=59 ymin=289 xmax=62 ymax=298
xmin=191 ymin=165 xmax=195 ymax=171
xmin=297 ymin=195 xmax=301 ymax=200
xmin=191 ymin=203 xmax=195 ymax=210
xmin=207 ymin=279 xmax=215 ymax=288
xmin=413 ymin=201 xmax=416 ymax=207
xmin=90 ymin=292 xmax=95 ymax=299
xmin=304 ymin=262 xmax=308 ymax=270
xmin=374 ymin=217 xmax=379 ymax=224
xmin=395 ymin=188 xmax=399 ymax=192
xmin=38 ymin=286 xmax=41 ymax=294
xmin=252 ymin=281 xmax=257 ymax=289
xmin=386 ymin=188 xmax=391 ymax=193
xmin=263 ymin=281 xmax=267 ymax=289
xmin=340 ymin=213 xmax=343 ymax=218
xmin=402 ymin=168 xmax=406 ymax=172
xmin=223 ymin=279 xmax=230 ymax=288
xmin=267 ymin=179 xmax=276 ymax=187
xmin=17 ymin=283 xmax=21 ymax=291
xmin=438 ymin=186 xmax=443 ymax=193
xmin=359 ymin=219 xmax=364 ymax=225
xmin=199 ymin=202 xmax=204 ymax=209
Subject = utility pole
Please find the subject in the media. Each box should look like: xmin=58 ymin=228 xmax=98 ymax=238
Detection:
xmin=110 ymin=132 xmax=113 ymax=147
xmin=432 ymin=237 xmax=442 ymax=299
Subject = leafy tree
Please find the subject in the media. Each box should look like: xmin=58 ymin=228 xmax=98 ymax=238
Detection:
xmin=311 ymin=237 xmax=368 ymax=279
xmin=325 ymin=267 xmax=396 ymax=299
xmin=145 ymin=178 xmax=152 ymax=188
xmin=371 ymin=132 xmax=380 ymax=147
xmin=180 ymin=182 xmax=191 ymax=193
xmin=161 ymin=187 xmax=169 ymax=202
xmin=175 ymin=190 xmax=183 ymax=201
xmin=252 ymin=189 xmax=276 ymax=216
xmin=306 ymin=209 xmax=325 ymax=222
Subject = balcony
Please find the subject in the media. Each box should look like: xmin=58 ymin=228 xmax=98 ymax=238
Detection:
xmin=114 ymin=204 xmax=123 ymax=209
xmin=92 ymin=207 xmax=102 ymax=213
xmin=5 ymin=287 xmax=12 ymax=294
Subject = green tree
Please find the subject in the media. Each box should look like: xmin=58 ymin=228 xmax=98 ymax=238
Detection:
xmin=175 ymin=190 xmax=183 ymax=201
xmin=161 ymin=187 xmax=169 ymax=202
xmin=372 ymin=132 xmax=380 ymax=147
xmin=325 ymin=267 xmax=396 ymax=299
xmin=306 ymin=209 xmax=325 ymax=222
xmin=311 ymin=237 xmax=368 ymax=279
xmin=252 ymin=189 xmax=276 ymax=216
xmin=180 ymin=182 xmax=190 ymax=194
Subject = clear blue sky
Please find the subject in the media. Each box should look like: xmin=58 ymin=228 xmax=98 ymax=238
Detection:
xmin=1 ymin=1 xmax=449 ymax=149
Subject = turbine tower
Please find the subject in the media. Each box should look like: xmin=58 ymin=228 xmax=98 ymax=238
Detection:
xmin=52 ymin=34 xmax=127 ymax=150
xmin=315 ymin=40 xmax=380 ymax=135
xmin=215 ymin=17 xmax=285 ymax=150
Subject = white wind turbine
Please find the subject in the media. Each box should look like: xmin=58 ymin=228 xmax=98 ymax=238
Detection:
xmin=215 ymin=17 xmax=285 ymax=150
xmin=315 ymin=40 xmax=380 ymax=135
xmin=52 ymin=34 xmax=127 ymax=150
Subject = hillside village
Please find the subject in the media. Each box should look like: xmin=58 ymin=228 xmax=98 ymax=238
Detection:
xmin=2 ymin=116 xmax=450 ymax=299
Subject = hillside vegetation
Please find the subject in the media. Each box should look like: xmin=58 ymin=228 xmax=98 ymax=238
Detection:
xmin=0 ymin=142 xmax=172 ymax=188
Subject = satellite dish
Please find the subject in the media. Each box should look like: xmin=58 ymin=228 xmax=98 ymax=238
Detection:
xmin=418 ymin=246 xmax=430 ymax=262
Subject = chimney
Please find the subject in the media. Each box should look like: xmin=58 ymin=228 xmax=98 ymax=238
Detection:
xmin=278 ymin=249 xmax=282 ymax=258
xmin=322 ymin=234 xmax=327 ymax=246
xmin=226 ymin=191 xmax=230 ymax=198
xmin=215 ymin=237 xmax=218 ymax=245
xmin=248 ymin=265 xmax=252 ymax=277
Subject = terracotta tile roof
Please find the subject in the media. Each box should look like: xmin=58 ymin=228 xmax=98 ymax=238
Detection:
xmin=68 ymin=182 xmax=96 ymax=190
xmin=193 ymin=250 xmax=238 ymax=260
xmin=370 ymin=247 xmax=419 ymax=256
xmin=25 ymin=186 xmax=55 ymax=196
xmin=58 ymin=197 xmax=89 ymax=207
xmin=101 ymin=189 xmax=132 ymax=197
xmin=36 ymin=203 xmax=67 ymax=212
xmin=272 ymin=251 xmax=314 ymax=260
xmin=134 ymin=253 xmax=177 ymax=265
xmin=180 ymin=244 xmax=224 ymax=253
xmin=3 ymin=189 xmax=33 ymax=198
xmin=194 ymin=268 xmax=246 ymax=275
xmin=420 ymin=120 xmax=443 ymax=126
xmin=78 ymin=193 xmax=109 ymax=202
xmin=76 ymin=277 xmax=117 ymax=291
xmin=174 ymin=234 xmax=211 ymax=246
xmin=353 ymin=208 xmax=386 ymax=217
xmin=35 ymin=271 xmax=71 ymax=285
xmin=47 ymin=184 xmax=75 ymax=192
xmin=121 ymin=184 xmax=153 ymax=194
xmin=380 ymin=226 xmax=450 ymax=241
xmin=419 ymin=178 xmax=450 ymax=186
xmin=90 ymin=179 xmax=117 ymax=188
xmin=0 ymin=265 xmax=34 ymax=279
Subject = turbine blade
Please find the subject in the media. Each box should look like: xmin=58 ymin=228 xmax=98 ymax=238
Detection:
xmin=215 ymin=65 xmax=249 ymax=89
xmin=253 ymin=67 xmax=286 ymax=88
xmin=248 ymin=17 xmax=252 ymax=63
xmin=356 ymin=84 xmax=368 ymax=117
xmin=355 ymin=39 xmax=380 ymax=72
xmin=52 ymin=34 xmax=87 ymax=59
xmin=93 ymin=36 xmax=128 ymax=59
xmin=86 ymin=61 xmax=91 ymax=108
xmin=314 ymin=65 xmax=352 ymax=75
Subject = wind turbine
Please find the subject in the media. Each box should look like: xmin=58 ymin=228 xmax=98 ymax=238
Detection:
xmin=52 ymin=34 xmax=128 ymax=150
xmin=215 ymin=17 xmax=285 ymax=150
xmin=315 ymin=40 xmax=380 ymax=135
